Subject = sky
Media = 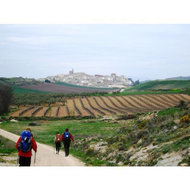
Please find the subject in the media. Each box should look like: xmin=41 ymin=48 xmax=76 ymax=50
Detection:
xmin=0 ymin=24 xmax=190 ymax=81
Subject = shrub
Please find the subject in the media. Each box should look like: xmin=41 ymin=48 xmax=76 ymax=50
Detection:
xmin=137 ymin=119 xmax=149 ymax=129
xmin=180 ymin=115 xmax=190 ymax=124
xmin=162 ymin=146 xmax=171 ymax=154
xmin=178 ymin=100 xmax=188 ymax=110
xmin=86 ymin=147 xmax=95 ymax=155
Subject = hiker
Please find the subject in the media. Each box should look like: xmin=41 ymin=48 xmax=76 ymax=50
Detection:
xmin=16 ymin=127 xmax=37 ymax=166
xmin=61 ymin=128 xmax=74 ymax=157
xmin=55 ymin=132 xmax=61 ymax=154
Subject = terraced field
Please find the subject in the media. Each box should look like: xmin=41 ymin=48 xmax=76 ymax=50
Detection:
xmin=9 ymin=94 xmax=190 ymax=118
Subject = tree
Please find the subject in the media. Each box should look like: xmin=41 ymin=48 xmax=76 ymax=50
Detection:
xmin=133 ymin=80 xmax=140 ymax=86
xmin=178 ymin=100 xmax=188 ymax=110
xmin=0 ymin=84 xmax=13 ymax=115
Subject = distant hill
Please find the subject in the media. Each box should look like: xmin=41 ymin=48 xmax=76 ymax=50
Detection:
xmin=0 ymin=77 xmax=117 ymax=94
xmin=166 ymin=76 xmax=190 ymax=80
xmin=39 ymin=71 xmax=133 ymax=88
xmin=125 ymin=80 xmax=190 ymax=92
xmin=0 ymin=77 xmax=42 ymax=86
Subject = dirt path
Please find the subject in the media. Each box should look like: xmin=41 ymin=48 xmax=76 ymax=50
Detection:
xmin=0 ymin=129 xmax=85 ymax=166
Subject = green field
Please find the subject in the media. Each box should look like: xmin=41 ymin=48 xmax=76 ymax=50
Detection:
xmin=125 ymin=80 xmax=190 ymax=92
xmin=13 ymin=85 xmax=50 ymax=94
xmin=1 ymin=120 xmax=120 ymax=144
xmin=107 ymin=90 xmax=184 ymax=96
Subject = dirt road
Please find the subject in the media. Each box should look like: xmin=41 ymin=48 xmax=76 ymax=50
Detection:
xmin=0 ymin=129 xmax=85 ymax=166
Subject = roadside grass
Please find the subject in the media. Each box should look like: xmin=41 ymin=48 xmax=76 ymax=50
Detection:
xmin=70 ymin=148 xmax=108 ymax=166
xmin=0 ymin=135 xmax=17 ymax=155
xmin=1 ymin=119 xmax=121 ymax=165
xmin=1 ymin=119 xmax=120 ymax=146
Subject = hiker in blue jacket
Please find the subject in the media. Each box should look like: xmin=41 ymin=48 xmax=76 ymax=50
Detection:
xmin=61 ymin=128 xmax=74 ymax=157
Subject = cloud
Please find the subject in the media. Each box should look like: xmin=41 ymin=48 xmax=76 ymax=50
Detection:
xmin=6 ymin=36 xmax=49 ymax=45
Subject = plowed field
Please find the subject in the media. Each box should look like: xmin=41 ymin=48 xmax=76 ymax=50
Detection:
xmin=10 ymin=94 xmax=190 ymax=118
xmin=21 ymin=83 xmax=114 ymax=93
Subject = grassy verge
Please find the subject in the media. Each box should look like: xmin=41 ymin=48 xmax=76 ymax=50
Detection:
xmin=0 ymin=135 xmax=17 ymax=155
xmin=0 ymin=119 xmax=121 ymax=165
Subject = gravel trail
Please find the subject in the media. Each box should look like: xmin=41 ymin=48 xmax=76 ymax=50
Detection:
xmin=0 ymin=129 xmax=85 ymax=166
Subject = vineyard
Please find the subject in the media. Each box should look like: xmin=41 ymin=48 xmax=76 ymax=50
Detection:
xmin=10 ymin=94 xmax=190 ymax=118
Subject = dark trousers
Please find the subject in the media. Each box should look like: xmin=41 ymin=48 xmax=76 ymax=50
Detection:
xmin=19 ymin=156 xmax=31 ymax=166
xmin=64 ymin=142 xmax=70 ymax=156
xmin=55 ymin=142 xmax=61 ymax=153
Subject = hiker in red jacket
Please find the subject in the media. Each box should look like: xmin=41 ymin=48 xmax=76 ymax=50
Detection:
xmin=16 ymin=128 xmax=37 ymax=166
xmin=61 ymin=128 xmax=74 ymax=157
xmin=54 ymin=132 xmax=61 ymax=154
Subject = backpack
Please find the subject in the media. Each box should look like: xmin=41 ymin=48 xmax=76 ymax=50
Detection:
xmin=19 ymin=130 xmax=33 ymax=152
xmin=56 ymin=134 xmax=61 ymax=142
xmin=64 ymin=132 xmax=71 ymax=142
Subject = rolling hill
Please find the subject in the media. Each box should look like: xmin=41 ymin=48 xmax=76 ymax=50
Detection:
xmin=125 ymin=80 xmax=190 ymax=92
xmin=0 ymin=77 xmax=118 ymax=94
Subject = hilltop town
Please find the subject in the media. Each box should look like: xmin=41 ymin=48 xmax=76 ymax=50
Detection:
xmin=38 ymin=69 xmax=133 ymax=88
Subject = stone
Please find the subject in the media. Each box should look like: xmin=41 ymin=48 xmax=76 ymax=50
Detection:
xmin=137 ymin=139 xmax=143 ymax=145
xmin=10 ymin=119 xmax=18 ymax=123
xmin=99 ymin=142 xmax=108 ymax=146
xmin=109 ymin=160 xmax=116 ymax=164
xmin=174 ymin=119 xmax=180 ymax=124
xmin=124 ymin=147 xmax=135 ymax=155
xmin=129 ymin=144 xmax=158 ymax=162
xmin=181 ymin=150 xmax=188 ymax=156
xmin=156 ymin=152 xmax=183 ymax=166
xmin=118 ymin=162 xmax=124 ymax=166
xmin=180 ymin=163 xmax=189 ymax=167
xmin=164 ymin=129 xmax=169 ymax=133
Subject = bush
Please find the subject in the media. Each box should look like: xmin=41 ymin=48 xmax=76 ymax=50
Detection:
xmin=178 ymin=100 xmax=188 ymax=110
xmin=86 ymin=147 xmax=95 ymax=155
xmin=137 ymin=119 xmax=149 ymax=129
xmin=180 ymin=115 xmax=190 ymax=124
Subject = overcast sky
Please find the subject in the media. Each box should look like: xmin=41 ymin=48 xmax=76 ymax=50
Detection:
xmin=0 ymin=24 xmax=190 ymax=81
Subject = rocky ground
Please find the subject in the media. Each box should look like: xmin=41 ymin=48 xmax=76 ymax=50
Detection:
xmin=73 ymin=111 xmax=190 ymax=166
xmin=0 ymin=152 xmax=18 ymax=166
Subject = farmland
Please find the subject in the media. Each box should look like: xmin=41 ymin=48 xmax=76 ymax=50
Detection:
xmin=20 ymin=83 xmax=115 ymax=94
xmin=9 ymin=93 xmax=190 ymax=118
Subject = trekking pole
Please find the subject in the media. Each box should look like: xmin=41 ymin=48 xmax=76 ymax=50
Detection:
xmin=34 ymin=152 xmax=36 ymax=166
xmin=54 ymin=142 xmax=56 ymax=154
xmin=17 ymin=154 xmax=20 ymax=166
